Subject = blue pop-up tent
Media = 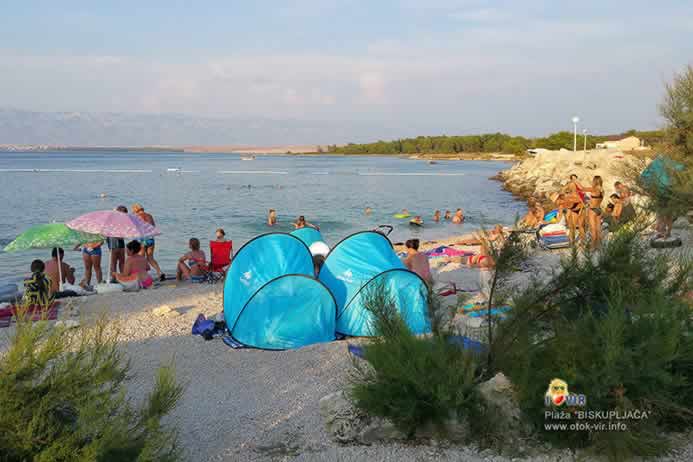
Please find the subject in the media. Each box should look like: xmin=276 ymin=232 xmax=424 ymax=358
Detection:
xmin=290 ymin=227 xmax=325 ymax=248
xmin=223 ymin=233 xmax=337 ymax=350
xmin=318 ymin=231 xmax=430 ymax=337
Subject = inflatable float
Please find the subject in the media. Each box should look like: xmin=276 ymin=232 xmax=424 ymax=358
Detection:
xmin=409 ymin=219 xmax=424 ymax=227
xmin=393 ymin=213 xmax=411 ymax=219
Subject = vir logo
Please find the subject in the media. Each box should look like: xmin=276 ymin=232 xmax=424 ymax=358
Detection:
xmin=544 ymin=378 xmax=586 ymax=407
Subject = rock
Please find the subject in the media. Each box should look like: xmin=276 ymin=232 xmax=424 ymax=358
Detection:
xmin=359 ymin=418 xmax=406 ymax=444
xmin=152 ymin=305 xmax=172 ymax=316
xmin=55 ymin=319 xmax=80 ymax=329
xmin=477 ymin=373 xmax=525 ymax=437
xmin=319 ymin=391 xmax=371 ymax=443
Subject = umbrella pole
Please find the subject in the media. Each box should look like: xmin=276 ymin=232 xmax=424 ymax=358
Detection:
xmin=57 ymin=252 xmax=64 ymax=292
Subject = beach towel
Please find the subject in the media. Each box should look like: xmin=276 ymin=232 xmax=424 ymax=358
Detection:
xmin=458 ymin=302 xmax=511 ymax=318
xmin=425 ymin=246 xmax=474 ymax=258
xmin=0 ymin=301 xmax=61 ymax=328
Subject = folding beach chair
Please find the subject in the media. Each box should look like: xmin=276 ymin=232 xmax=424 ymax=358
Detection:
xmin=204 ymin=240 xmax=233 ymax=284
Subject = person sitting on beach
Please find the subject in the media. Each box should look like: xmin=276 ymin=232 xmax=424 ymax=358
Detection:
xmin=614 ymin=181 xmax=631 ymax=205
xmin=402 ymin=239 xmax=433 ymax=285
xmin=44 ymin=247 xmax=75 ymax=295
xmin=268 ymin=209 xmax=277 ymax=226
xmin=115 ymin=241 xmax=153 ymax=290
xmin=77 ymin=240 xmax=104 ymax=288
xmin=108 ymin=205 xmax=128 ymax=283
xmin=23 ymin=260 xmax=53 ymax=306
xmin=433 ymin=210 xmax=441 ymax=222
xmin=444 ymin=210 xmax=452 ymax=220
xmin=176 ymin=238 xmax=207 ymax=281
xmin=313 ymin=254 xmax=325 ymax=277
xmin=520 ymin=200 xmax=543 ymax=228
xmin=452 ymin=208 xmax=464 ymax=224
xmin=215 ymin=228 xmax=227 ymax=242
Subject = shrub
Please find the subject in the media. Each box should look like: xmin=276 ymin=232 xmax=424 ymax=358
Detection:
xmin=349 ymin=284 xmax=484 ymax=438
xmin=493 ymin=228 xmax=693 ymax=460
xmin=0 ymin=313 xmax=184 ymax=462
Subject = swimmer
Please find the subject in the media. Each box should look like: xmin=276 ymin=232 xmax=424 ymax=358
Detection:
xmin=294 ymin=215 xmax=319 ymax=230
xmin=268 ymin=209 xmax=277 ymax=226
xmin=401 ymin=208 xmax=410 ymax=216
xmin=444 ymin=210 xmax=452 ymax=220
xmin=410 ymin=216 xmax=424 ymax=226
xmin=99 ymin=192 xmax=108 ymax=199
xmin=452 ymin=208 xmax=464 ymax=224
xmin=365 ymin=207 xmax=373 ymax=215
xmin=433 ymin=210 xmax=441 ymax=222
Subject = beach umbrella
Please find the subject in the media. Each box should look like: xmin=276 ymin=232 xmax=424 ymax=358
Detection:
xmin=66 ymin=210 xmax=161 ymax=238
xmin=3 ymin=223 xmax=103 ymax=291
xmin=66 ymin=210 xmax=161 ymax=282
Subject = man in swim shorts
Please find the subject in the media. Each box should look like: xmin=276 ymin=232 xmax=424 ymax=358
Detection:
xmin=132 ymin=203 xmax=165 ymax=281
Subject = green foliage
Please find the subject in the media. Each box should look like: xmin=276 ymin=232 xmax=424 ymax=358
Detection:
xmin=328 ymin=129 xmax=664 ymax=155
xmin=493 ymin=228 xmax=693 ymax=460
xmin=350 ymin=284 xmax=484 ymax=438
xmin=0 ymin=315 xmax=184 ymax=462
xmin=660 ymin=64 xmax=693 ymax=157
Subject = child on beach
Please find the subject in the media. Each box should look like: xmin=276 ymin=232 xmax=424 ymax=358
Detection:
xmin=215 ymin=228 xmax=228 ymax=242
xmin=23 ymin=260 xmax=53 ymax=306
xmin=132 ymin=203 xmax=165 ymax=281
xmin=45 ymin=247 xmax=76 ymax=295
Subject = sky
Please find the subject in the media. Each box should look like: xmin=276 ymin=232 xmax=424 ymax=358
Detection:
xmin=1 ymin=0 xmax=692 ymax=142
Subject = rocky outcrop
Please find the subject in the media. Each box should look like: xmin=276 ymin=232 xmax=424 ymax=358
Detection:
xmin=499 ymin=149 xmax=646 ymax=207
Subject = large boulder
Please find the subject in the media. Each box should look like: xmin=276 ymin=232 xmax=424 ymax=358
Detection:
xmin=477 ymin=372 xmax=525 ymax=437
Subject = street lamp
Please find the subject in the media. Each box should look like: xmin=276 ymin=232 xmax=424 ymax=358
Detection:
xmin=572 ymin=116 xmax=580 ymax=153
xmin=582 ymin=129 xmax=588 ymax=153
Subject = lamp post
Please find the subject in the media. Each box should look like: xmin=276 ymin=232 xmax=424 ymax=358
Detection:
xmin=582 ymin=129 xmax=588 ymax=153
xmin=572 ymin=116 xmax=580 ymax=153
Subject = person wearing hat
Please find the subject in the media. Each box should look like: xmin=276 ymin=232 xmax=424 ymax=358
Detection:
xmin=131 ymin=203 xmax=165 ymax=281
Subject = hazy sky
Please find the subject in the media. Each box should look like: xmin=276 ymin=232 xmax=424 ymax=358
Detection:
xmin=1 ymin=0 xmax=692 ymax=139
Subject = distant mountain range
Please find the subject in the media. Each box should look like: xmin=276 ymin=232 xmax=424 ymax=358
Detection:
xmin=0 ymin=108 xmax=386 ymax=147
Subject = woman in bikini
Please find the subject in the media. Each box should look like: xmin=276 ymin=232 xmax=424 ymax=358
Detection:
xmin=562 ymin=174 xmax=586 ymax=244
xmin=77 ymin=240 xmax=104 ymax=288
xmin=461 ymin=225 xmax=505 ymax=268
xmin=267 ymin=209 xmax=277 ymax=226
xmin=582 ymin=175 xmax=604 ymax=249
xmin=176 ymin=238 xmax=207 ymax=281
xmin=115 ymin=240 xmax=153 ymax=290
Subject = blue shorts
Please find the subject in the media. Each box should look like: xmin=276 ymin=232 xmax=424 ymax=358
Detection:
xmin=83 ymin=246 xmax=102 ymax=257
xmin=142 ymin=238 xmax=155 ymax=248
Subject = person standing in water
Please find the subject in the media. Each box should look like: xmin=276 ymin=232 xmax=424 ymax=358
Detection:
xmin=131 ymin=203 xmax=165 ymax=281
xmin=267 ymin=209 xmax=277 ymax=226
xmin=433 ymin=210 xmax=441 ymax=222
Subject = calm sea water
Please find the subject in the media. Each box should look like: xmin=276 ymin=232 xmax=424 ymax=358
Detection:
xmin=0 ymin=151 xmax=525 ymax=285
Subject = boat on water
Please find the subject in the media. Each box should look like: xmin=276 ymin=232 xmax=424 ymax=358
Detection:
xmin=428 ymin=160 xmax=438 ymax=165
xmin=240 ymin=154 xmax=256 ymax=161
xmin=166 ymin=168 xmax=182 ymax=172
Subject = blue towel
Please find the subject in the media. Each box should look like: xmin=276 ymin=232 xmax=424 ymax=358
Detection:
xmin=467 ymin=306 xmax=511 ymax=317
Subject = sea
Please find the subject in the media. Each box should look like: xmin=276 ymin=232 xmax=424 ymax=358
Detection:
xmin=0 ymin=151 xmax=526 ymax=285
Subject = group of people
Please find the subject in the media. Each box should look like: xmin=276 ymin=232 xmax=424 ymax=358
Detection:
xmin=266 ymin=209 xmax=319 ymax=230
xmin=520 ymin=174 xmax=636 ymax=248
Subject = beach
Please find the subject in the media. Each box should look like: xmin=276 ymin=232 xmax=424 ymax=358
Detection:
xmin=2 ymin=221 xmax=691 ymax=461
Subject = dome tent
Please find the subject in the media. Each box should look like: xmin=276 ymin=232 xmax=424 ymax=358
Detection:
xmin=318 ymin=231 xmax=430 ymax=337
xmin=223 ymin=233 xmax=337 ymax=350
xmin=290 ymin=227 xmax=324 ymax=248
